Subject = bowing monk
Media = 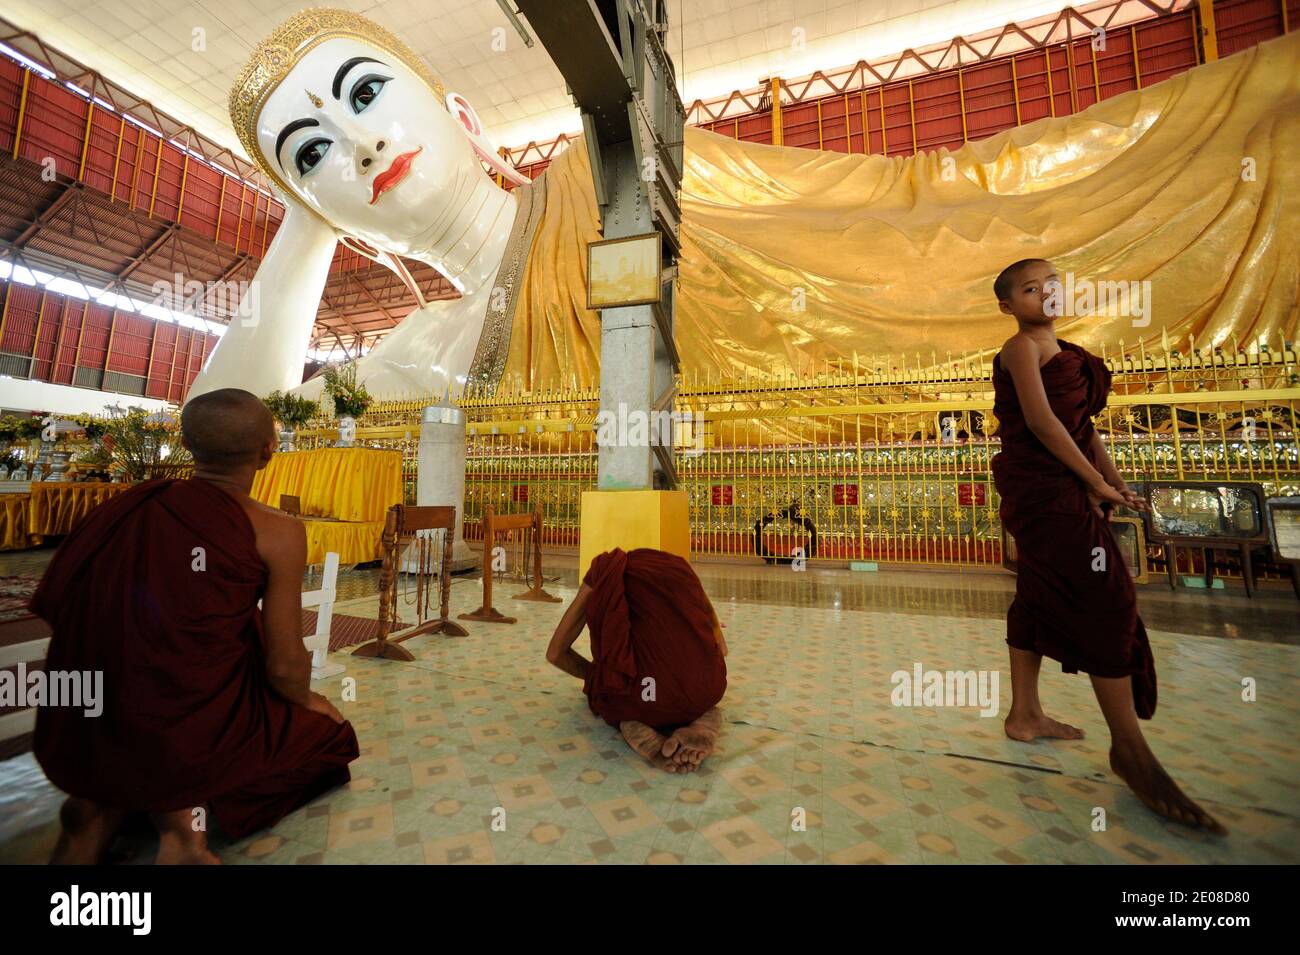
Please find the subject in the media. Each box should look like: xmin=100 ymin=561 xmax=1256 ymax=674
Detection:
xmin=991 ymin=259 xmax=1224 ymax=834
xmin=32 ymin=388 xmax=359 ymax=863
xmin=546 ymin=548 xmax=727 ymax=772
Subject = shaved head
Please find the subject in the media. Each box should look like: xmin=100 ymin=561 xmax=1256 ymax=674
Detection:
xmin=181 ymin=388 xmax=276 ymax=469
xmin=994 ymin=258 xmax=1052 ymax=302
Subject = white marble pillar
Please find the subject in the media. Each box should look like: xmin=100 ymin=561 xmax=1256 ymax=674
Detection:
xmin=401 ymin=402 xmax=477 ymax=573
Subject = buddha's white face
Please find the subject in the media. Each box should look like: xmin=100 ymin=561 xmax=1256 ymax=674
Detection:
xmin=255 ymin=37 xmax=479 ymax=254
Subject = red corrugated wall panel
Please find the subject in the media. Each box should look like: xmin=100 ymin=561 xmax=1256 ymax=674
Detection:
xmin=30 ymin=294 xmax=60 ymax=380
xmin=181 ymin=159 xmax=221 ymax=237
xmin=81 ymin=105 xmax=120 ymax=192
xmin=0 ymin=59 xmax=21 ymax=155
xmin=150 ymin=142 xmax=184 ymax=221
xmin=879 ymin=83 xmax=912 ymax=155
xmin=76 ymin=304 xmax=112 ymax=372
xmin=964 ymin=61 xmax=1018 ymax=141
xmin=112 ymin=122 xmax=144 ymax=207
xmin=52 ymin=300 xmax=85 ymax=385
xmin=1069 ymin=38 xmax=1105 ymax=113
xmin=912 ymin=74 xmax=961 ymax=152
xmin=1217 ymin=0 xmax=1290 ymax=55
xmin=133 ymin=135 xmax=163 ymax=214
xmin=1013 ymin=50 xmax=1053 ymax=123
xmin=216 ymin=178 xmax=243 ymax=247
xmin=147 ymin=322 xmax=177 ymax=399
xmin=16 ymin=80 xmax=84 ymax=179
xmin=0 ymin=284 xmax=40 ymax=355
xmin=263 ymin=201 xmax=283 ymax=255
xmin=107 ymin=311 xmax=151 ymax=375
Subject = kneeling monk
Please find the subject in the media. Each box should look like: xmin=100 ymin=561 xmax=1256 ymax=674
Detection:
xmin=32 ymin=388 xmax=359 ymax=863
xmin=546 ymin=548 xmax=728 ymax=772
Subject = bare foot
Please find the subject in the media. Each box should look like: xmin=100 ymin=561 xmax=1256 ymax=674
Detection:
xmin=663 ymin=708 xmax=722 ymax=769
xmin=1110 ymin=744 xmax=1227 ymax=835
xmin=152 ymin=809 xmax=222 ymax=864
xmin=1004 ymin=711 xmax=1086 ymax=742
xmin=49 ymin=797 xmax=127 ymax=864
xmin=619 ymin=721 xmax=681 ymax=773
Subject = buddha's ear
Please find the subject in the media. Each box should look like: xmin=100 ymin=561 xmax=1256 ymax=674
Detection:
xmin=446 ymin=91 xmax=529 ymax=186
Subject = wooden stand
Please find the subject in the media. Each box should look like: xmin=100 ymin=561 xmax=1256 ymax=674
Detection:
xmin=354 ymin=504 xmax=468 ymax=661
xmin=459 ymin=505 xmax=562 ymax=624
xmin=1138 ymin=480 xmax=1268 ymax=597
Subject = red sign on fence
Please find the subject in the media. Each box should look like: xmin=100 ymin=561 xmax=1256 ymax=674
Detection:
xmin=957 ymin=483 xmax=987 ymax=506
xmin=711 ymin=485 xmax=734 ymax=506
xmin=832 ymin=484 xmax=859 ymax=506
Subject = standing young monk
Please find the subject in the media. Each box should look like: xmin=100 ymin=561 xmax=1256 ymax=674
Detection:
xmin=546 ymin=548 xmax=727 ymax=772
xmin=990 ymin=259 xmax=1224 ymax=834
xmin=32 ymin=388 xmax=359 ymax=863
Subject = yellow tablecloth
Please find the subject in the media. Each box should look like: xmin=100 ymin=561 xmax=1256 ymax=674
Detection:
xmin=1 ymin=494 xmax=37 ymax=551
xmin=301 ymin=519 xmax=386 ymax=565
xmin=28 ymin=482 xmax=129 ymax=536
xmin=251 ymin=448 xmax=402 ymax=523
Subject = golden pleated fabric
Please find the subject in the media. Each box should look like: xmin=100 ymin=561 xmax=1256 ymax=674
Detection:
xmin=250 ymin=448 xmax=402 ymax=523
xmin=503 ymin=31 xmax=1298 ymax=390
xmin=27 ymin=483 xmax=130 ymax=537
xmin=0 ymin=494 xmax=37 ymax=551
xmin=300 ymin=519 xmax=387 ymax=565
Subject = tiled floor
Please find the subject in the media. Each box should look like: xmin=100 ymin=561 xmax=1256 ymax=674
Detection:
xmin=2 ymin=548 xmax=1298 ymax=864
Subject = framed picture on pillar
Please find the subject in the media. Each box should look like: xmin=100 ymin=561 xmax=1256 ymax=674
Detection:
xmin=586 ymin=232 xmax=662 ymax=309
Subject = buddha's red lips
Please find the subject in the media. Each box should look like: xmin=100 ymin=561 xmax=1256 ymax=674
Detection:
xmin=370 ymin=147 xmax=421 ymax=204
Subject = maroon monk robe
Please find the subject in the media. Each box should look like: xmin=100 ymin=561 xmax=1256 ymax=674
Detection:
xmin=30 ymin=479 xmax=359 ymax=838
xmin=991 ymin=340 xmax=1157 ymax=718
xmin=581 ymin=548 xmax=727 ymax=730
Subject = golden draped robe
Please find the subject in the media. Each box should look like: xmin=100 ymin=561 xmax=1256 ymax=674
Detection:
xmin=484 ymin=29 xmax=1297 ymax=394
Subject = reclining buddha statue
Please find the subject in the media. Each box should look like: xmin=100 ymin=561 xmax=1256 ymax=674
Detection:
xmin=189 ymin=7 xmax=1298 ymax=404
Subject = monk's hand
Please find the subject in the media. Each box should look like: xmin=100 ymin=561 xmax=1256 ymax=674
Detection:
xmin=1119 ymin=487 xmax=1150 ymax=513
xmin=305 ymin=691 xmax=345 ymax=724
xmin=1087 ymin=480 xmax=1128 ymax=518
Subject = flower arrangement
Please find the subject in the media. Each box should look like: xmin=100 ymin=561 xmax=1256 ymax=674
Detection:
xmin=322 ymin=363 xmax=372 ymax=419
xmin=263 ymin=391 xmax=320 ymax=430
xmin=72 ymin=444 xmax=113 ymax=480
xmin=15 ymin=416 xmax=43 ymax=441
xmin=101 ymin=407 xmax=191 ymax=482
xmin=71 ymin=413 xmax=108 ymax=441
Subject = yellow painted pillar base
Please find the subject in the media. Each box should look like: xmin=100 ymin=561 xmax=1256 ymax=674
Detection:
xmin=578 ymin=489 xmax=690 ymax=580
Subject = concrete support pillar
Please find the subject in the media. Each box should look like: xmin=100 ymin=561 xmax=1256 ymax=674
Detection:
xmin=597 ymin=139 xmax=660 ymax=490
xmin=411 ymin=402 xmax=477 ymax=572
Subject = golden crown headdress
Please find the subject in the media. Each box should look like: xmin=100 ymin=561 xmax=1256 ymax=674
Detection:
xmin=229 ymin=8 xmax=447 ymax=195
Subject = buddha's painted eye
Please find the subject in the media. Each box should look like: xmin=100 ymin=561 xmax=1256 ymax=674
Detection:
xmin=350 ymin=75 xmax=391 ymax=114
xmin=294 ymin=137 xmax=332 ymax=177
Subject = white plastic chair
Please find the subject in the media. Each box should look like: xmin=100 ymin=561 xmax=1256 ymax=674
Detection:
xmin=301 ymin=551 xmax=344 ymax=680
xmin=0 ymin=635 xmax=51 ymax=743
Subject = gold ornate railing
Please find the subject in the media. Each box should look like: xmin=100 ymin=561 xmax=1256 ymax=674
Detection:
xmin=294 ymin=334 xmax=1300 ymax=570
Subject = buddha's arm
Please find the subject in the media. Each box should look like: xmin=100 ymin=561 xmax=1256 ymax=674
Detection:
xmin=545 ymin=583 xmax=593 ymax=681
xmin=189 ymin=198 xmax=337 ymax=400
